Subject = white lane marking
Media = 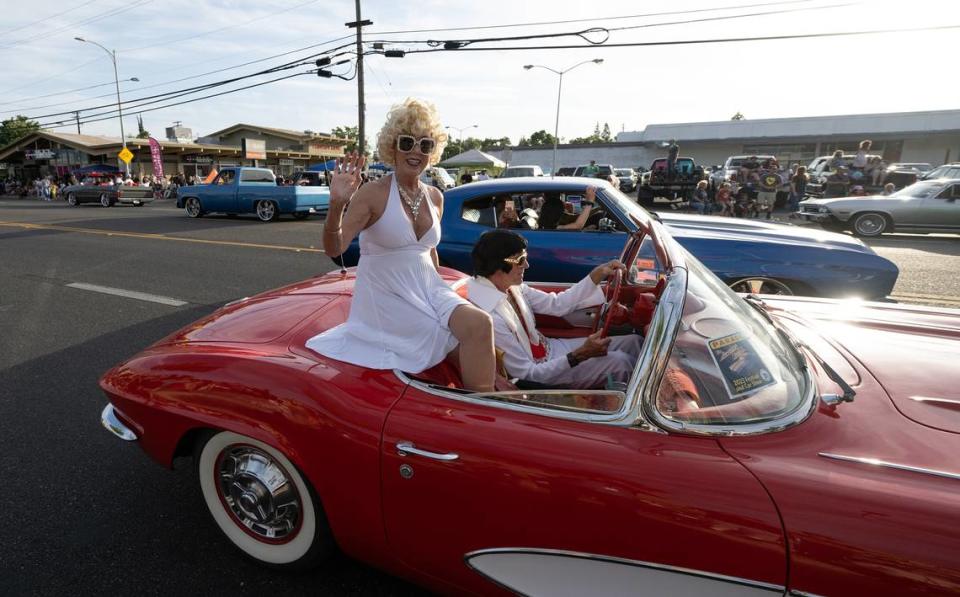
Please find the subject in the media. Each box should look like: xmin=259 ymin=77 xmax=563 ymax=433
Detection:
xmin=66 ymin=282 xmax=189 ymax=307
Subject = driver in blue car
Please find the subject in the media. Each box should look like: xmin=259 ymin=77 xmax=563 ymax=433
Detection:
xmin=464 ymin=229 xmax=643 ymax=389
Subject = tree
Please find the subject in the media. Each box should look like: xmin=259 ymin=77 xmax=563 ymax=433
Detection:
xmin=601 ymin=123 xmax=612 ymax=142
xmin=0 ymin=115 xmax=41 ymax=147
xmin=731 ymin=112 xmax=745 ymax=121
xmin=136 ymin=115 xmax=150 ymax=139
xmin=518 ymin=130 xmax=557 ymax=147
xmin=331 ymin=125 xmax=370 ymax=155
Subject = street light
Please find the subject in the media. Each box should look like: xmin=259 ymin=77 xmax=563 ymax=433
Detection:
xmin=75 ymin=36 xmax=135 ymax=175
xmin=523 ymin=58 xmax=603 ymax=177
xmin=445 ymin=124 xmax=478 ymax=154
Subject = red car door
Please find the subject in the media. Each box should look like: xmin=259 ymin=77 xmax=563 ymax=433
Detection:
xmin=380 ymin=384 xmax=788 ymax=595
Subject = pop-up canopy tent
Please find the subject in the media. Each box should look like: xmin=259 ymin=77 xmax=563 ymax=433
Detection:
xmin=439 ymin=148 xmax=506 ymax=175
xmin=307 ymin=159 xmax=338 ymax=171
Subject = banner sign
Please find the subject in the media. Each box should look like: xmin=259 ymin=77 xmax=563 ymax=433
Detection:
xmin=278 ymin=158 xmax=295 ymax=166
xmin=148 ymin=137 xmax=164 ymax=177
xmin=25 ymin=149 xmax=56 ymax=160
xmin=242 ymin=138 xmax=267 ymax=160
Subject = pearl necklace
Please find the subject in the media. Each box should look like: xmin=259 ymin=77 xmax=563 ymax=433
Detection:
xmin=397 ymin=181 xmax=426 ymax=219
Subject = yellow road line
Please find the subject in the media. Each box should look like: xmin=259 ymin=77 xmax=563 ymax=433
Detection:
xmin=0 ymin=220 xmax=326 ymax=254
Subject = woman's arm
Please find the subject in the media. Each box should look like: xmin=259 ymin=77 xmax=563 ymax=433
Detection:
xmin=556 ymin=186 xmax=597 ymax=231
xmin=429 ymin=186 xmax=444 ymax=271
xmin=323 ymin=153 xmax=369 ymax=257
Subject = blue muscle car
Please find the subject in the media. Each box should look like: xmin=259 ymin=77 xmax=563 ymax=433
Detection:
xmin=177 ymin=167 xmax=330 ymax=222
xmin=339 ymin=177 xmax=899 ymax=299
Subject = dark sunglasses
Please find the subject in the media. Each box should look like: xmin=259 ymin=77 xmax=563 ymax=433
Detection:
xmin=397 ymin=135 xmax=436 ymax=155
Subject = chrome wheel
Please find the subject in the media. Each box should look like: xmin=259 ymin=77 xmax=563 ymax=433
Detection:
xmin=256 ymin=200 xmax=277 ymax=222
xmin=729 ymin=277 xmax=793 ymax=295
xmin=852 ymin=213 xmax=887 ymax=237
xmin=100 ymin=193 xmax=111 ymax=207
xmin=185 ymin=197 xmax=202 ymax=218
xmin=216 ymin=445 xmax=302 ymax=543
xmin=197 ymin=431 xmax=332 ymax=568
xmin=67 ymin=193 xmax=78 ymax=206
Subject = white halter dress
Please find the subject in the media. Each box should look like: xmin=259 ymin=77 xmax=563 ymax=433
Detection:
xmin=306 ymin=175 xmax=468 ymax=372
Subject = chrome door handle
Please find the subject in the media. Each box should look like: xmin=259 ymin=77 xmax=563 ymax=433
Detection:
xmin=396 ymin=441 xmax=459 ymax=461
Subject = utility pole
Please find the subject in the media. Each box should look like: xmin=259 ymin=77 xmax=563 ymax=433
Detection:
xmin=346 ymin=2 xmax=372 ymax=157
xmin=74 ymin=111 xmax=81 ymax=135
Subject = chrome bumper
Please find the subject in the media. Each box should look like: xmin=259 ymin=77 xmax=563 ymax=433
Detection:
xmin=797 ymin=212 xmax=831 ymax=222
xmin=101 ymin=404 xmax=138 ymax=441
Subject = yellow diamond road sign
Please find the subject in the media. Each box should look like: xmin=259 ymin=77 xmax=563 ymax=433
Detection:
xmin=118 ymin=147 xmax=134 ymax=164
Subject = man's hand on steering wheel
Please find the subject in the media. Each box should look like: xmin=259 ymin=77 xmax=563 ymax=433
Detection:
xmin=589 ymin=259 xmax=625 ymax=285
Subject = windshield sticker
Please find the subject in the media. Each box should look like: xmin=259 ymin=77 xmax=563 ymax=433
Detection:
xmin=707 ymin=332 xmax=777 ymax=399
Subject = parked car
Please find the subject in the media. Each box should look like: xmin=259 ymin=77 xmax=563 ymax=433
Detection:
xmin=920 ymin=162 xmax=960 ymax=180
xmin=712 ymin=154 xmax=776 ymax=189
xmin=100 ymin=215 xmax=960 ymax=596
xmin=555 ymin=166 xmax=576 ymax=176
xmin=176 ymin=167 xmax=330 ymax=222
xmin=421 ymin=166 xmax=456 ymax=190
xmin=805 ymin=155 xmax=916 ymax=198
xmin=614 ymin=167 xmax=638 ymax=192
xmin=797 ymin=178 xmax=960 ymax=236
xmin=636 ymin=157 xmax=706 ymax=207
xmin=887 ymin=162 xmax=932 ymax=175
xmin=500 ymin=165 xmax=544 ymax=178
xmin=62 ymin=176 xmax=154 ymax=207
xmin=341 ymin=178 xmax=898 ymax=299
xmin=573 ymin=163 xmax=614 ymax=178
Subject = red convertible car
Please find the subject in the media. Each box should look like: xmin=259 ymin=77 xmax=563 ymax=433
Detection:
xmin=99 ymin=212 xmax=960 ymax=595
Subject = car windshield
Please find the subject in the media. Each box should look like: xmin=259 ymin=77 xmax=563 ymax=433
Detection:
xmin=892 ymin=181 xmax=947 ymax=198
xmin=600 ymin=187 xmax=812 ymax=428
xmin=654 ymin=255 xmax=811 ymax=427
xmin=615 ymin=169 xmax=633 ymax=177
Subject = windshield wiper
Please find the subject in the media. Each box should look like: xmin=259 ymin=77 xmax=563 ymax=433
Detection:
xmin=743 ymin=295 xmax=855 ymax=405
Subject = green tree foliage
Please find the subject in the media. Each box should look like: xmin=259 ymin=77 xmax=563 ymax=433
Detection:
xmin=0 ymin=115 xmax=41 ymax=147
xmin=518 ymin=130 xmax=558 ymax=147
xmin=731 ymin=112 xmax=745 ymax=120
xmin=568 ymin=122 xmax=614 ymax=145
xmin=136 ymin=115 xmax=150 ymax=139
xmin=331 ymin=125 xmax=370 ymax=155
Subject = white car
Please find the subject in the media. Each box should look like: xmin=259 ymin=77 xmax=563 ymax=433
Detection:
xmin=500 ymin=165 xmax=545 ymax=178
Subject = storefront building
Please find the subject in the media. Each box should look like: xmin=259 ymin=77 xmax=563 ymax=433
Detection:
xmin=0 ymin=124 xmax=348 ymax=181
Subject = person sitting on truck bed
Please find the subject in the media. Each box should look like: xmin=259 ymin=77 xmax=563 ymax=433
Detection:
xmin=739 ymin=156 xmax=760 ymax=182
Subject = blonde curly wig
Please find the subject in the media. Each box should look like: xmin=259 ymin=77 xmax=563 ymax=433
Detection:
xmin=376 ymin=98 xmax=448 ymax=167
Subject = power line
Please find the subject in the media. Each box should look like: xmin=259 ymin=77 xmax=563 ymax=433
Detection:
xmin=397 ymin=23 xmax=960 ymax=54
xmin=0 ymin=79 xmax=139 ymax=109
xmin=0 ymin=0 xmax=154 ymax=50
xmin=0 ymin=0 xmax=99 ymax=36
xmin=120 ymin=0 xmax=321 ymax=52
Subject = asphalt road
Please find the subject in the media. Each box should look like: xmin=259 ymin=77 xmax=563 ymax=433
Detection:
xmin=1 ymin=196 xmax=958 ymax=595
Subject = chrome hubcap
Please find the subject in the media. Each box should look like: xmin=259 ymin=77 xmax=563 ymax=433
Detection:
xmin=68 ymin=194 xmax=76 ymax=205
xmin=186 ymin=198 xmax=200 ymax=217
xmin=216 ymin=446 xmax=301 ymax=543
xmin=856 ymin=215 xmax=884 ymax=235
xmin=731 ymin=277 xmax=793 ymax=295
xmin=257 ymin=201 xmax=274 ymax=220
xmin=100 ymin=195 xmax=109 ymax=207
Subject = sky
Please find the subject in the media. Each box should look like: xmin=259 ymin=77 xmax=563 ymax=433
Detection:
xmin=0 ymin=0 xmax=956 ymax=147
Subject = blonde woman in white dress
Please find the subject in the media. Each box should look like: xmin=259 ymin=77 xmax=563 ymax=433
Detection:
xmin=307 ymin=98 xmax=496 ymax=391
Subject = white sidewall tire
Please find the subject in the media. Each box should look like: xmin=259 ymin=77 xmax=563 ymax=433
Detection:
xmin=198 ymin=431 xmax=317 ymax=566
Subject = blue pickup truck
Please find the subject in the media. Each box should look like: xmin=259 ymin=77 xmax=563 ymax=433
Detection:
xmin=176 ymin=167 xmax=330 ymax=222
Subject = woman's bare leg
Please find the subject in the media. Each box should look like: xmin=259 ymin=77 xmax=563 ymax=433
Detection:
xmin=448 ymin=304 xmax=495 ymax=392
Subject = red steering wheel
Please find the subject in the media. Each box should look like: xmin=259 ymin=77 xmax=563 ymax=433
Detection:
xmin=593 ymin=268 xmax=623 ymax=338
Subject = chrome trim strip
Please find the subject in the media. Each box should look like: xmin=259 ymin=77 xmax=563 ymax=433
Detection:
xmin=910 ymin=395 xmax=960 ymax=407
xmin=100 ymin=404 xmax=138 ymax=441
xmin=818 ymin=452 xmax=960 ymax=482
xmin=463 ymin=547 xmax=785 ymax=592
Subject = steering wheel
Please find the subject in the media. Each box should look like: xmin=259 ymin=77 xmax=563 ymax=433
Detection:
xmin=592 ymin=268 xmax=623 ymax=338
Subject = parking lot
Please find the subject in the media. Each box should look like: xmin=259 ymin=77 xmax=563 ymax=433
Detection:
xmin=1 ymin=196 xmax=959 ymax=594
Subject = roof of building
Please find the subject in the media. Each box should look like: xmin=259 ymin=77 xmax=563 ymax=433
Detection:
xmin=203 ymin=123 xmax=343 ymax=142
xmin=617 ymin=109 xmax=960 ymax=143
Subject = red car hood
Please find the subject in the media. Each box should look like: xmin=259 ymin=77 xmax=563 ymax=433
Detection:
xmin=766 ymin=296 xmax=960 ymax=434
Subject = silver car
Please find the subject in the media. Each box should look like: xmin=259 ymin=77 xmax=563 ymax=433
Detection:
xmin=797 ymin=178 xmax=960 ymax=237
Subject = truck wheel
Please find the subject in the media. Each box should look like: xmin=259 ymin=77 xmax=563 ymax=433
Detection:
xmin=256 ymin=200 xmax=278 ymax=222
xmin=184 ymin=197 xmax=204 ymax=218
xmin=851 ymin=212 xmax=888 ymax=237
